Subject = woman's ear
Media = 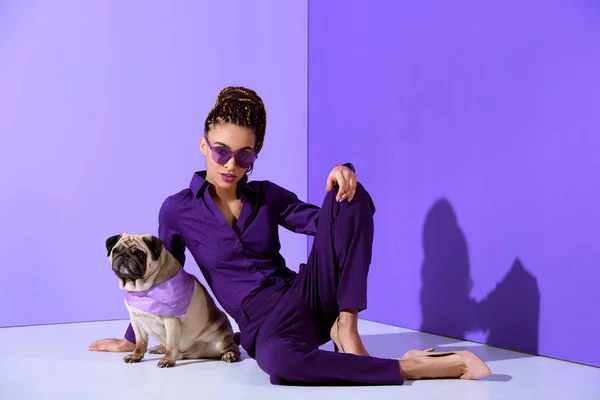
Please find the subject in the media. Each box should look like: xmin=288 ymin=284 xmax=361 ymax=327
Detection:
xmin=199 ymin=136 xmax=207 ymax=156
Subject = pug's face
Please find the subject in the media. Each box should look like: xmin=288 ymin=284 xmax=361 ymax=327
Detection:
xmin=105 ymin=233 xmax=164 ymax=291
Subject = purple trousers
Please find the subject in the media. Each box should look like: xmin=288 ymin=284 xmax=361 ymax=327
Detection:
xmin=236 ymin=183 xmax=404 ymax=386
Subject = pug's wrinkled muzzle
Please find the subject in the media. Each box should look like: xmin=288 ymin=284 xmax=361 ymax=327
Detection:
xmin=112 ymin=255 xmax=144 ymax=281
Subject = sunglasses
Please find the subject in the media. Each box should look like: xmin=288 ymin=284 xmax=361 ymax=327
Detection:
xmin=205 ymin=137 xmax=257 ymax=169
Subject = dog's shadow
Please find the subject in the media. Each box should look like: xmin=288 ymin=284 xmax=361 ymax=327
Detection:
xmin=140 ymin=347 xmax=251 ymax=367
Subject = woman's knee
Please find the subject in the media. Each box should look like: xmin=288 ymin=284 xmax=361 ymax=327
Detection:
xmin=326 ymin=182 xmax=374 ymax=211
xmin=352 ymin=182 xmax=370 ymax=202
xmin=343 ymin=182 xmax=376 ymax=218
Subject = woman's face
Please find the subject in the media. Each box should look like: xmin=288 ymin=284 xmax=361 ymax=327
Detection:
xmin=200 ymin=122 xmax=257 ymax=191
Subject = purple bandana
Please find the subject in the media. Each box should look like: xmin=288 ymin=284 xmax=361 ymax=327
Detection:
xmin=124 ymin=268 xmax=195 ymax=317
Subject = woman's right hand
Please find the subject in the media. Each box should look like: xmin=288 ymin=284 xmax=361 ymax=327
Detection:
xmin=88 ymin=338 xmax=135 ymax=352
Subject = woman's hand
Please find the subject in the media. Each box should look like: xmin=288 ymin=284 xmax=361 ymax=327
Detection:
xmin=326 ymin=164 xmax=357 ymax=202
xmin=88 ymin=337 xmax=135 ymax=352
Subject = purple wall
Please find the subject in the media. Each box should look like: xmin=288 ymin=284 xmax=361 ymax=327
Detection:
xmin=308 ymin=0 xmax=600 ymax=367
xmin=3 ymin=0 xmax=598 ymax=369
xmin=0 ymin=1 xmax=308 ymax=327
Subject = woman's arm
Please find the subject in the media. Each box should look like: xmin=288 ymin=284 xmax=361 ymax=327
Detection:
xmin=156 ymin=197 xmax=187 ymax=267
xmin=123 ymin=196 xmax=187 ymax=343
xmin=276 ymin=163 xmax=356 ymax=236
xmin=277 ymin=185 xmax=321 ymax=236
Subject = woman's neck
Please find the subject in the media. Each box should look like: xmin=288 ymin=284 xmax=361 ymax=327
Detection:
xmin=207 ymin=181 xmax=238 ymax=203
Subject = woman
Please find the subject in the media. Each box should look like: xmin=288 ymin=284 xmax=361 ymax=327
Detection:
xmin=89 ymin=86 xmax=491 ymax=385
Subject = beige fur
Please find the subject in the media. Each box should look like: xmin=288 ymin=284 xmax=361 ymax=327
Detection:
xmin=107 ymin=233 xmax=240 ymax=368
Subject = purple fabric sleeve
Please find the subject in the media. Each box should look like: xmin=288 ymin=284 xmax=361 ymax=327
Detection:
xmin=124 ymin=323 xmax=135 ymax=344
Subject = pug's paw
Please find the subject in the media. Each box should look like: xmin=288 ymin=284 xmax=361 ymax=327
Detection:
xmin=157 ymin=358 xmax=176 ymax=368
xmin=124 ymin=354 xmax=143 ymax=363
xmin=221 ymin=351 xmax=238 ymax=363
xmin=148 ymin=345 xmax=166 ymax=354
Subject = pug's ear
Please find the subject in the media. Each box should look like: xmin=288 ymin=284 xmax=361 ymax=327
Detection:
xmin=105 ymin=234 xmax=122 ymax=256
xmin=142 ymin=235 xmax=164 ymax=261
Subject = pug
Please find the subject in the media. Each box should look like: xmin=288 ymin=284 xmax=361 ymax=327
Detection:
xmin=105 ymin=233 xmax=240 ymax=368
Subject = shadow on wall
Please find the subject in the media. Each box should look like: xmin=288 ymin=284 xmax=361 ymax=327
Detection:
xmin=420 ymin=198 xmax=540 ymax=355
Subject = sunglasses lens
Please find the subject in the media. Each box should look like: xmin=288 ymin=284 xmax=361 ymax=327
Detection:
xmin=211 ymin=147 xmax=232 ymax=164
xmin=235 ymin=152 xmax=256 ymax=169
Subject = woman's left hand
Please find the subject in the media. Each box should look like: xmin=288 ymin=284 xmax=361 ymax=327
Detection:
xmin=326 ymin=165 xmax=357 ymax=202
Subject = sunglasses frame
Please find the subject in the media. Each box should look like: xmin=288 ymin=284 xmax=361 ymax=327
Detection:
xmin=204 ymin=137 xmax=257 ymax=169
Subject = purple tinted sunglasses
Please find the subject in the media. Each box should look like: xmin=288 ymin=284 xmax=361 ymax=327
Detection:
xmin=205 ymin=137 xmax=257 ymax=169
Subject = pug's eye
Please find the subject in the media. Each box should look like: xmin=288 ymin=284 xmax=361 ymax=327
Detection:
xmin=133 ymin=249 xmax=145 ymax=258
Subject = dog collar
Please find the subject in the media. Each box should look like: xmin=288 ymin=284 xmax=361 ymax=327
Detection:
xmin=123 ymin=268 xmax=195 ymax=318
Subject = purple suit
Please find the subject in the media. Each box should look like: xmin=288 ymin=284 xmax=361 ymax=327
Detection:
xmin=123 ymin=170 xmax=403 ymax=385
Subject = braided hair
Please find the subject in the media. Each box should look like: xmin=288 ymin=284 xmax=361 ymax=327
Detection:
xmin=204 ymin=87 xmax=267 ymax=162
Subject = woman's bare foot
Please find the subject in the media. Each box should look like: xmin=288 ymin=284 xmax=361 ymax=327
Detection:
xmin=88 ymin=338 xmax=135 ymax=352
xmin=330 ymin=310 xmax=370 ymax=356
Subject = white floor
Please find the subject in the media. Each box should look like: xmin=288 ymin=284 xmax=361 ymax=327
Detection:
xmin=1 ymin=318 xmax=598 ymax=400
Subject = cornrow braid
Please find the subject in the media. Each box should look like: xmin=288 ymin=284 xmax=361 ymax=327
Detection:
xmin=204 ymin=86 xmax=267 ymax=155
